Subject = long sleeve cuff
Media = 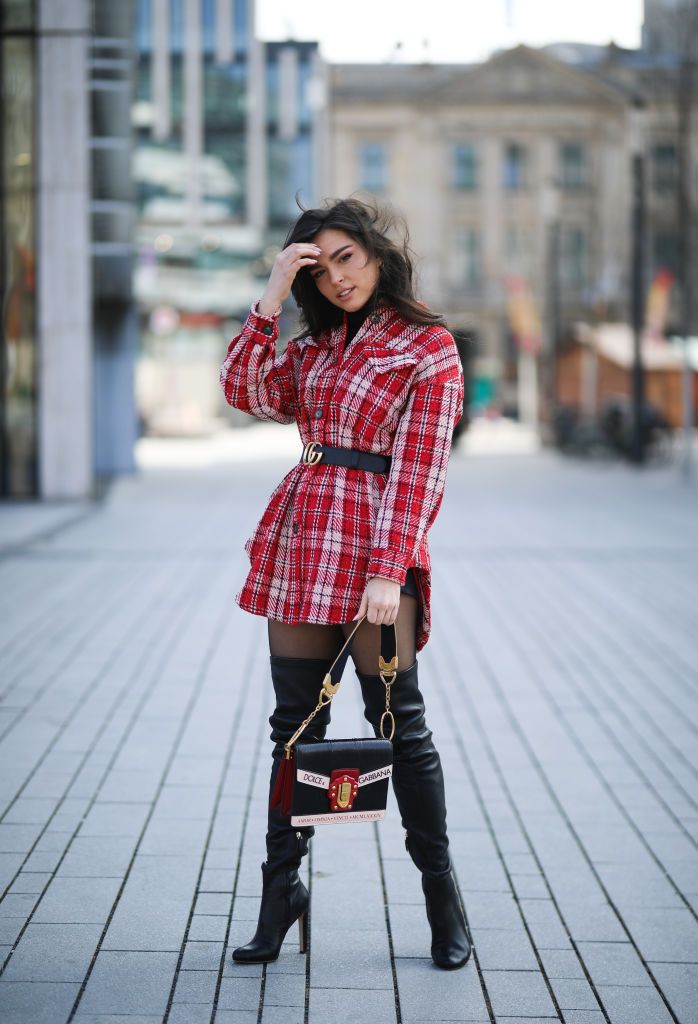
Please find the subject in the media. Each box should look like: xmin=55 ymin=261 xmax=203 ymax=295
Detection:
xmin=245 ymin=300 xmax=282 ymax=342
xmin=367 ymin=548 xmax=410 ymax=585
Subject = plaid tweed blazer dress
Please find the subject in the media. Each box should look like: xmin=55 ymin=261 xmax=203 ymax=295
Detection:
xmin=219 ymin=300 xmax=464 ymax=652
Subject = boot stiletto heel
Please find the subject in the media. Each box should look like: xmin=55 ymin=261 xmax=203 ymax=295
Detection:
xmin=298 ymin=910 xmax=308 ymax=953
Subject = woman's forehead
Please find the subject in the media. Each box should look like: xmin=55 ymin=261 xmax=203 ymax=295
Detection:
xmin=312 ymin=227 xmax=357 ymax=249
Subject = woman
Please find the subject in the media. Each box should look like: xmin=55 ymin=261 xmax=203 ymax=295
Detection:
xmin=219 ymin=197 xmax=470 ymax=970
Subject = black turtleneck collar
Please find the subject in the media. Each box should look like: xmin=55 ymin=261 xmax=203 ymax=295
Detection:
xmin=344 ymin=292 xmax=380 ymax=347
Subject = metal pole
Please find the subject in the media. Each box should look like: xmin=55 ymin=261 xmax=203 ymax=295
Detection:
xmin=630 ymin=149 xmax=646 ymax=464
xmin=549 ymin=220 xmax=560 ymax=420
xmin=676 ymin=5 xmax=696 ymax=480
xmin=681 ymin=338 xmax=694 ymax=480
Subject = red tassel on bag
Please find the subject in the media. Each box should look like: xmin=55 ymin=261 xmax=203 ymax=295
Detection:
xmin=270 ymin=747 xmax=295 ymax=816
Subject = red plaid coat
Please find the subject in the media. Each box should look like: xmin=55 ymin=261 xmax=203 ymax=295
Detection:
xmin=220 ymin=301 xmax=464 ymax=652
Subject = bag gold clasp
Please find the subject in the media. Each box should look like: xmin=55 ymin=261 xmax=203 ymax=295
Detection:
xmin=329 ymin=768 xmax=359 ymax=811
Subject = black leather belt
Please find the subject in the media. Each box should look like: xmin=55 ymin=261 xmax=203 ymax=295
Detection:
xmin=300 ymin=442 xmax=392 ymax=474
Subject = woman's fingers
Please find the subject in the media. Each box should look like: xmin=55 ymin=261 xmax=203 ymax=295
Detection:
xmin=264 ymin=244 xmax=320 ymax=304
xmin=367 ymin=601 xmax=399 ymax=626
xmin=284 ymin=243 xmax=321 ymax=261
xmin=355 ymin=578 xmax=400 ymax=625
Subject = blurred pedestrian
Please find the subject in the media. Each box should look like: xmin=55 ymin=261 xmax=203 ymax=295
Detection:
xmin=219 ymin=197 xmax=469 ymax=970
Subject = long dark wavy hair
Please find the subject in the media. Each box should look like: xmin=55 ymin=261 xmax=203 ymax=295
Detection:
xmin=283 ymin=195 xmax=447 ymax=337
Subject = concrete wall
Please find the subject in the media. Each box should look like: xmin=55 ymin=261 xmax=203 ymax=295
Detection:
xmin=37 ymin=0 xmax=93 ymax=498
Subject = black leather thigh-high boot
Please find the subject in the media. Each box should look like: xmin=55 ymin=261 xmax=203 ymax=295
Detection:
xmin=232 ymin=654 xmax=333 ymax=964
xmin=355 ymin=659 xmax=471 ymax=970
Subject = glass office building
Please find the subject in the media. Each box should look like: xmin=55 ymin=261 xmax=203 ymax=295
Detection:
xmin=132 ymin=1 xmax=328 ymax=436
xmin=0 ymin=2 xmax=38 ymax=497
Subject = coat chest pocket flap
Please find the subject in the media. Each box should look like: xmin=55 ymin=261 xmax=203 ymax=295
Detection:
xmin=365 ymin=350 xmax=419 ymax=375
xmin=364 ymin=351 xmax=419 ymax=412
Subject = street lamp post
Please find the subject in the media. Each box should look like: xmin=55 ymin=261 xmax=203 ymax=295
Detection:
xmin=540 ymin=181 xmax=560 ymax=432
xmin=629 ymin=97 xmax=647 ymax=465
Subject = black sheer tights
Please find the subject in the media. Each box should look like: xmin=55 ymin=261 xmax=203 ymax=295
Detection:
xmin=267 ymin=594 xmax=418 ymax=676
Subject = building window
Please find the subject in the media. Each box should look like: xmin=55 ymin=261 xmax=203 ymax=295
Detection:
xmin=503 ymin=142 xmax=527 ymax=190
xmin=448 ymin=227 xmax=481 ymax=289
xmin=559 ymin=142 xmax=587 ymax=190
xmin=652 ymin=144 xmax=677 ymax=193
xmin=652 ymin=231 xmax=679 ymax=274
xmin=452 ymin=143 xmax=477 ymax=190
xmin=560 ymin=226 xmax=587 ymax=290
xmin=358 ymin=142 xmax=387 ymax=193
xmin=504 ymin=225 xmax=531 ymax=276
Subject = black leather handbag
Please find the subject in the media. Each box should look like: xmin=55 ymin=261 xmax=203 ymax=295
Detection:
xmin=270 ymin=615 xmax=398 ymax=825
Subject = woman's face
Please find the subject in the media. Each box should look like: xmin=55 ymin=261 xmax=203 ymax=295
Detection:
xmin=308 ymin=228 xmax=380 ymax=313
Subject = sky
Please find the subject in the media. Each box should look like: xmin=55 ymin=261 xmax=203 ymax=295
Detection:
xmin=257 ymin=0 xmax=644 ymax=64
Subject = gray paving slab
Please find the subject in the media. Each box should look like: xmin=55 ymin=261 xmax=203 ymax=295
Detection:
xmin=8 ymin=871 xmax=52 ymax=893
xmin=0 ymin=980 xmax=81 ymax=1023
xmin=259 ymin=1007 xmax=305 ymax=1024
xmin=548 ymin=977 xmax=600 ymax=1011
xmin=56 ymin=836 xmax=136 ymax=877
xmin=482 ymin=969 xmax=557 ymax=1018
xmin=168 ymin=1006 xmax=216 ymax=1024
xmin=77 ymin=951 xmax=179 ymax=1015
xmin=100 ymin=855 xmax=199 ymax=951
xmin=171 ymin=967 xmax=219 ymax=1004
xmin=308 ymin=985 xmax=397 ymax=1023
xmin=1 ymin=437 xmax=697 ymax=1023
xmin=395 ymin=955 xmax=489 ymax=1020
xmin=648 ymin=961 xmax=698 ymax=1024
xmin=595 ymin=983 xmax=676 ymax=1024
xmin=32 ymin=875 xmax=122 ymax=925
xmin=1 ymin=922 xmax=103 ymax=982
xmin=262 ymin=968 xmax=306 ymax=1005
xmin=537 ymin=948 xmax=586 ymax=980
xmin=470 ymin=927 xmax=539 ymax=971
xmin=213 ymin=1012 xmax=259 ymax=1024
xmin=619 ymin=907 xmax=698 ymax=963
xmin=311 ymin=940 xmax=393 ymax=990
xmin=575 ymin=940 xmax=653 ymax=987
xmin=74 ymin=1016 xmax=164 ymax=1024
xmin=217 ymin=975 xmax=262 ymax=1012
xmin=493 ymin=1019 xmax=558 ymax=1024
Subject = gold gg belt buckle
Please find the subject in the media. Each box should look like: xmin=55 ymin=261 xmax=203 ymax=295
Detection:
xmin=302 ymin=441 xmax=323 ymax=466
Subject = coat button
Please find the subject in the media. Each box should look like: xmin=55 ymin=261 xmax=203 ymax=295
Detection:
xmin=370 ymin=313 xmax=380 ymax=324
xmin=261 ymin=323 xmax=274 ymax=336
xmin=292 ymin=522 xmax=299 ymax=534
xmin=314 ymin=408 xmax=323 ymax=419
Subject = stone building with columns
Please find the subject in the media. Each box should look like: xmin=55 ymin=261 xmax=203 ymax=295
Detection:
xmin=328 ymin=42 xmax=694 ymax=412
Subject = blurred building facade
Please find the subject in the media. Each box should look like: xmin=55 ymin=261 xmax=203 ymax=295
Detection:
xmin=0 ymin=0 xmax=330 ymax=495
xmin=330 ymin=19 xmax=697 ymax=417
xmin=0 ymin=0 xmax=136 ymax=500
xmin=133 ymin=0 xmax=329 ymax=437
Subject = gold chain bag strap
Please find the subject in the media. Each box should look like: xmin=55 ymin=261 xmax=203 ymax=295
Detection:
xmin=270 ymin=615 xmax=398 ymax=824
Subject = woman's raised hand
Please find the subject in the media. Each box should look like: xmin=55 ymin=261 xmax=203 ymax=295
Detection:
xmin=257 ymin=243 xmax=321 ymax=316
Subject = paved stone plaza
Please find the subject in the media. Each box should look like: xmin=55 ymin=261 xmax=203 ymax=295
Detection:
xmin=0 ymin=423 xmax=697 ymax=1024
